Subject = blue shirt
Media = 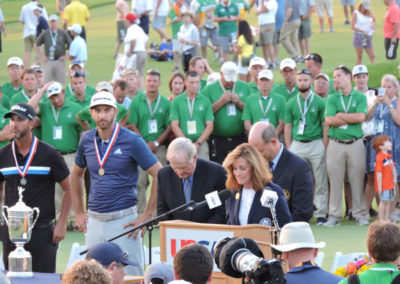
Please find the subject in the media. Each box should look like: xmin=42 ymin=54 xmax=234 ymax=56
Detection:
xmin=275 ymin=0 xmax=285 ymax=30
xmin=69 ymin=35 xmax=87 ymax=62
xmin=75 ymin=125 xmax=158 ymax=213
xmin=271 ymin=143 xmax=284 ymax=171
xmin=286 ymin=261 xmax=343 ymax=284
xmin=36 ymin=16 xmax=49 ymax=37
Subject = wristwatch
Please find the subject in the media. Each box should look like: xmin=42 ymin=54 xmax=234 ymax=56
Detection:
xmin=154 ymin=141 xmax=160 ymax=147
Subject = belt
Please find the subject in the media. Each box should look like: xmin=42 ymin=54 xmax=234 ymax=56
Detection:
xmin=297 ymin=140 xmax=313 ymax=143
xmin=330 ymin=138 xmax=361 ymax=145
xmin=61 ymin=151 xmax=76 ymax=155
xmin=87 ymin=206 xmax=137 ymax=222
xmin=33 ymin=221 xmax=54 ymax=229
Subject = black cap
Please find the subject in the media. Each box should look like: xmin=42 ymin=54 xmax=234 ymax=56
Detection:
xmin=5 ymin=103 xmax=35 ymax=120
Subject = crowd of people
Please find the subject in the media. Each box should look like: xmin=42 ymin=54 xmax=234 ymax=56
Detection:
xmin=1 ymin=0 xmax=400 ymax=283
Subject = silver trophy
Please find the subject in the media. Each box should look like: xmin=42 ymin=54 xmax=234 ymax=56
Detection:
xmin=2 ymin=187 xmax=39 ymax=277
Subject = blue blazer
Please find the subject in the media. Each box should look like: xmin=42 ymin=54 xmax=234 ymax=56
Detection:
xmin=272 ymin=147 xmax=314 ymax=222
xmin=226 ymin=182 xmax=292 ymax=228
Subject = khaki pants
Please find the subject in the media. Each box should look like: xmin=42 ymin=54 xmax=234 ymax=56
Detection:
xmin=279 ymin=19 xmax=301 ymax=58
xmin=136 ymin=145 xmax=167 ymax=214
xmin=44 ymin=60 xmax=67 ymax=84
xmin=290 ymin=139 xmax=329 ymax=218
xmin=326 ymin=139 xmax=369 ymax=220
xmin=55 ymin=152 xmax=75 ymax=227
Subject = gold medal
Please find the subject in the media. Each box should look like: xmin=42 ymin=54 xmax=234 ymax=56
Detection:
xmin=235 ymin=192 xmax=240 ymax=200
xmin=98 ymin=168 xmax=105 ymax=176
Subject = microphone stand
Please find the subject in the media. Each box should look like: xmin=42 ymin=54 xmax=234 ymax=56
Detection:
xmin=267 ymin=198 xmax=280 ymax=246
xmin=79 ymin=200 xmax=196 ymax=264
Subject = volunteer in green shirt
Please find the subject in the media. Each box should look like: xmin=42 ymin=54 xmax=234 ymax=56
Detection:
xmin=66 ymin=72 xmax=93 ymax=108
xmin=284 ymin=69 xmax=328 ymax=225
xmin=247 ymin=57 xmax=267 ymax=94
xmin=2 ymin=57 xmax=24 ymax=101
xmin=128 ymin=70 xmax=171 ymax=214
xmin=271 ymin=57 xmax=298 ymax=101
xmin=214 ymin=0 xmax=240 ymax=62
xmin=28 ymin=81 xmax=80 ymax=229
xmin=171 ymin=71 xmax=214 ymax=160
xmin=324 ymin=65 xmax=369 ymax=227
xmin=202 ymin=61 xmax=249 ymax=164
xmin=305 ymin=53 xmax=335 ymax=95
xmin=0 ymin=104 xmax=12 ymax=149
xmin=243 ymin=69 xmax=286 ymax=136
xmin=314 ymin=73 xmax=330 ymax=101
xmin=170 ymin=0 xmax=185 ymax=71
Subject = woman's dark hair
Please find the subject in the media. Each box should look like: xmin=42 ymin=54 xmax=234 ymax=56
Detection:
xmin=238 ymin=20 xmax=253 ymax=45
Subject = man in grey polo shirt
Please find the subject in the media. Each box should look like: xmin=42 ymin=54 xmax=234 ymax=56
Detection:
xmin=279 ymin=0 xmax=301 ymax=62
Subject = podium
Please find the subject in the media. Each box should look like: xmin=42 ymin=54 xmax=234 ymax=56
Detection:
xmin=159 ymin=220 xmax=274 ymax=284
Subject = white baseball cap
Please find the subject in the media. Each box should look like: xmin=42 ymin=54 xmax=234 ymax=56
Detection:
xmin=90 ymin=91 xmax=117 ymax=109
xmin=7 ymin=57 xmax=23 ymax=67
xmin=49 ymin=14 xmax=58 ymax=21
xmin=271 ymin=222 xmax=326 ymax=252
xmin=96 ymin=81 xmax=113 ymax=93
xmin=315 ymin=73 xmax=330 ymax=81
xmin=352 ymin=64 xmax=368 ymax=76
xmin=47 ymin=82 xmax=63 ymax=97
xmin=221 ymin=61 xmax=238 ymax=83
xmin=280 ymin=58 xmax=296 ymax=71
xmin=67 ymin=24 xmax=82 ymax=35
xmin=249 ymin=57 xmax=267 ymax=69
xmin=258 ymin=69 xmax=273 ymax=81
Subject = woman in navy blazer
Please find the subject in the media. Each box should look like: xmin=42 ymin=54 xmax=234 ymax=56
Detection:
xmin=222 ymin=143 xmax=292 ymax=227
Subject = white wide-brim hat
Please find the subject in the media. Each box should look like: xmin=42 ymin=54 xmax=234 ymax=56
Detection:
xmin=271 ymin=222 xmax=326 ymax=252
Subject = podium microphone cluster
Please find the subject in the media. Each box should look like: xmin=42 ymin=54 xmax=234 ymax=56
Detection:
xmin=185 ymin=189 xmax=233 ymax=212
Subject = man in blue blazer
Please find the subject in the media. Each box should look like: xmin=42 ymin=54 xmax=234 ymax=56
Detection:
xmin=157 ymin=137 xmax=227 ymax=224
xmin=249 ymin=122 xmax=315 ymax=222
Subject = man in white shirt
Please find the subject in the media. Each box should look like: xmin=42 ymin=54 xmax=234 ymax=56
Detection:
xmin=20 ymin=0 xmax=48 ymax=67
xmin=68 ymin=24 xmax=88 ymax=65
xmin=256 ymin=0 xmax=277 ymax=69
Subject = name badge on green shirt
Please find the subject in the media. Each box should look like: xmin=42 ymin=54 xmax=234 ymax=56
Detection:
xmin=297 ymin=121 xmax=305 ymax=135
xmin=339 ymin=124 xmax=348 ymax=130
xmin=148 ymin=119 xmax=158 ymax=134
xmin=227 ymin=103 xmax=236 ymax=116
xmin=53 ymin=126 xmax=62 ymax=140
xmin=187 ymin=120 xmax=197 ymax=134
xmin=260 ymin=118 xmax=269 ymax=123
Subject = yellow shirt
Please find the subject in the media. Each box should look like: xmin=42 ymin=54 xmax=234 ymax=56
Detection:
xmin=63 ymin=0 xmax=90 ymax=26
xmin=238 ymin=34 xmax=254 ymax=60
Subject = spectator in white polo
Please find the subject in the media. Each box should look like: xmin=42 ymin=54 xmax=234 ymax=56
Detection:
xmin=68 ymin=24 xmax=87 ymax=65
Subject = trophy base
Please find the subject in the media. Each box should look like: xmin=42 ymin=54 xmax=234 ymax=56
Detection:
xmin=7 ymin=271 xmax=33 ymax=278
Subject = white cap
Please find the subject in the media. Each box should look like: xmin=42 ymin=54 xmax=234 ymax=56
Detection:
xmin=47 ymin=82 xmax=63 ymax=97
xmin=221 ymin=61 xmax=238 ymax=83
xmin=30 ymin=65 xmax=43 ymax=72
xmin=315 ymin=73 xmax=330 ymax=81
xmin=49 ymin=14 xmax=58 ymax=21
xmin=258 ymin=69 xmax=273 ymax=80
xmin=7 ymin=57 xmax=23 ymax=67
xmin=68 ymin=24 xmax=82 ymax=35
xmin=90 ymin=91 xmax=117 ymax=109
xmin=69 ymin=61 xmax=84 ymax=70
xmin=361 ymin=0 xmax=370 ymax=10
xmin=271 ymin=222 xmax=326 ymax=252
xmin=249 ymin=57 xmax=267 ymax=69
xmin=352 ymin=64 xmax=368 ymax=76
xmin=96 ymin=81 xmax=113 ymax=93
xmin=33 ymin=3 xmax=43 ymax=12
xmin=280 ymin=58 xmax=296 ymax=71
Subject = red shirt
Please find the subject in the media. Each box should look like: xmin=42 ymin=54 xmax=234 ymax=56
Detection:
xmin=384 ymin=1 xmax=400 ymax=39
xmin=375 ymin=152 xmax=395 ymax=192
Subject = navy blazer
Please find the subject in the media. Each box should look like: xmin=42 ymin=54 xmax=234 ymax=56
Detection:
xmin=272 ymin=147 xmax=314 ymax=222
xmin=226 ymin=182 xmax=292 ymax=227
xmin=157 ymin=158 xmax=227 ymax=224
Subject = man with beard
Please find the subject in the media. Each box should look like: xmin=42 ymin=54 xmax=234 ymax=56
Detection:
xmin=284 ymin=69 xmax=329 ymax=225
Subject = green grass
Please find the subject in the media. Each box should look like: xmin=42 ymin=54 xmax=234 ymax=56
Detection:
xmin=0 ymin=0 xmax=393 ymax=274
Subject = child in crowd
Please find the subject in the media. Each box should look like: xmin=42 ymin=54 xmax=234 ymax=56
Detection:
xmin=373 ymin=135 xmax=397 ymax=221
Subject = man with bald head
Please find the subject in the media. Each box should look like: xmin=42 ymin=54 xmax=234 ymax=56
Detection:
xmin=249 ymin=121 xmax=314 ymax=222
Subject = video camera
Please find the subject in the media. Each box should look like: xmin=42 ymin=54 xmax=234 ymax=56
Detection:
xmin=214 ymin=237 xmax=286 ymax=284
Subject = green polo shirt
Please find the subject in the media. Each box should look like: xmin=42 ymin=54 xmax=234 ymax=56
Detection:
xmin=39 ymin=100 xmax=81 ymax=153
xmin=77 ymin=104 xmax=128 ymax=129
xmin=64 ymin=84 xmax=96 ymax=98
xmin=67 ymin=93 xmax=92 ymax=108
xmin=271 ymin=83 xmax=298 ymax=101
xmin=248 ymin=81 xmax=258 ymax=94
xmin=325 ymin=89 xmax=367 ymax=140
xmin=1 ymin=82 xmax=23 ymax=100
xmin=1 ymin=95 xmax=10 ymax=109
xmin=128 ymin=93 xmax=171 ymax=142
xmin=200 ymin=79 xmax=207 ymax=91
xmin=328 ymin=77 xmax=335 ymax=95
xmin=242 ymin=92 xmax=286 ymax=128
xmin=214 ymin=3 xmax=239 ymax=36
xmin=202 ymin=80 xmax=249 ymax=137
xmin=284 ymin=92 xmax=325 ymax=141
xmin=0 ymin=105 xmax=10 ymax=148
xmin=339 ymin=263 xmax=400 ymax=284
xmin=170 ymin=91 xmax=214 ymax=141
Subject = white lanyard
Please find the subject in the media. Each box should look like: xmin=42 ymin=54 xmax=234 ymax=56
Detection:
xmin=340 ymin=94 xmax=353 ymax=113
xmin=146 ymin=94 xmax=161 ymax=118
xmin=187 ymin=96 xmax=195 ymax=119
xmin=219 ymin=80 xmax=236 ymax=94
xmin=51 ymin=105 xmax=60 ymax=125
xmin=379 ymin=98 xmax=396 ymax=119
xmin=259 ymin=96 xmax=273 ymax=118
xmin=297 ymin=91 xmax=314 ymax=122
xmin=21 ymin=90 xmax=30 ymax=101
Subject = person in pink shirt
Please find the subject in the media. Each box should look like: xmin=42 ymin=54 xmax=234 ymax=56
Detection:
xmin=383 ymin=0 xmax=400 ymax=59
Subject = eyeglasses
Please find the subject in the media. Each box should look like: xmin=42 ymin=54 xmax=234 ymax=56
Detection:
xmin=305 ymin=54 xmax=322 ymax=64
xmin=71 ymin=71 xmax=85 ymax=77
xmin=297 ymin=69 xmax=312 ymax=76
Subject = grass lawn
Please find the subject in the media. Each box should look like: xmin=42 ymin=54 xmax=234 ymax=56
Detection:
xmin=0 ymin=0 xmax=392 ymax=275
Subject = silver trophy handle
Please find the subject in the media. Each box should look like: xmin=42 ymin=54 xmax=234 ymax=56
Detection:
xmin=29 ymin=208 xmax=40 ymax=232
xmin=2 ymin=206 xmax=9 ymax=226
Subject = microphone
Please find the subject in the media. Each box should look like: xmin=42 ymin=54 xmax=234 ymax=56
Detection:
xmin=260 ymin=187 xmax=278 ymax=208
xmin=185 ymin=189 xmax=233 ymax=212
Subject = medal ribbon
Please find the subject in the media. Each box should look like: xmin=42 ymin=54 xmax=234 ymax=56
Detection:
xmin=94 ymin=123 xmax=120 ymax=169
xmin=11 ymin=136 xmax=38 ymax=178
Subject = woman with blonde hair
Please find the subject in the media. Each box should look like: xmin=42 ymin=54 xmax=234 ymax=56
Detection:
xmin=222 ymin=143 xmax=291 ymax=227
xmin=365 ymin=74 xmax=400 ymax=222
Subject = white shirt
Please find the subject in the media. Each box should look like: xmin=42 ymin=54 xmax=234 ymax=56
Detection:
xmin=124 ymin=24 xmax=148 ymax=53
xmin=257 ymin=0 xmax=277 ymax=26
xmin=0 ymin=9 xmax=4 ymax=23
xmin=19 ymin=1 xmax=48 ymax=38
xmin=132 ymin=0 xmax=153 ymax=15
xmin=178 ymin=23 xmax=199 ymax=52
xmin=354 ymin=10 xmax=374 ymax=36
xmin=69 ymin=35 xmax=88 ymax=62
xmin=151 ymin=0 xmax=169 ymax=16
xmin=238 ymin=188 xmax=256 ymax=225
